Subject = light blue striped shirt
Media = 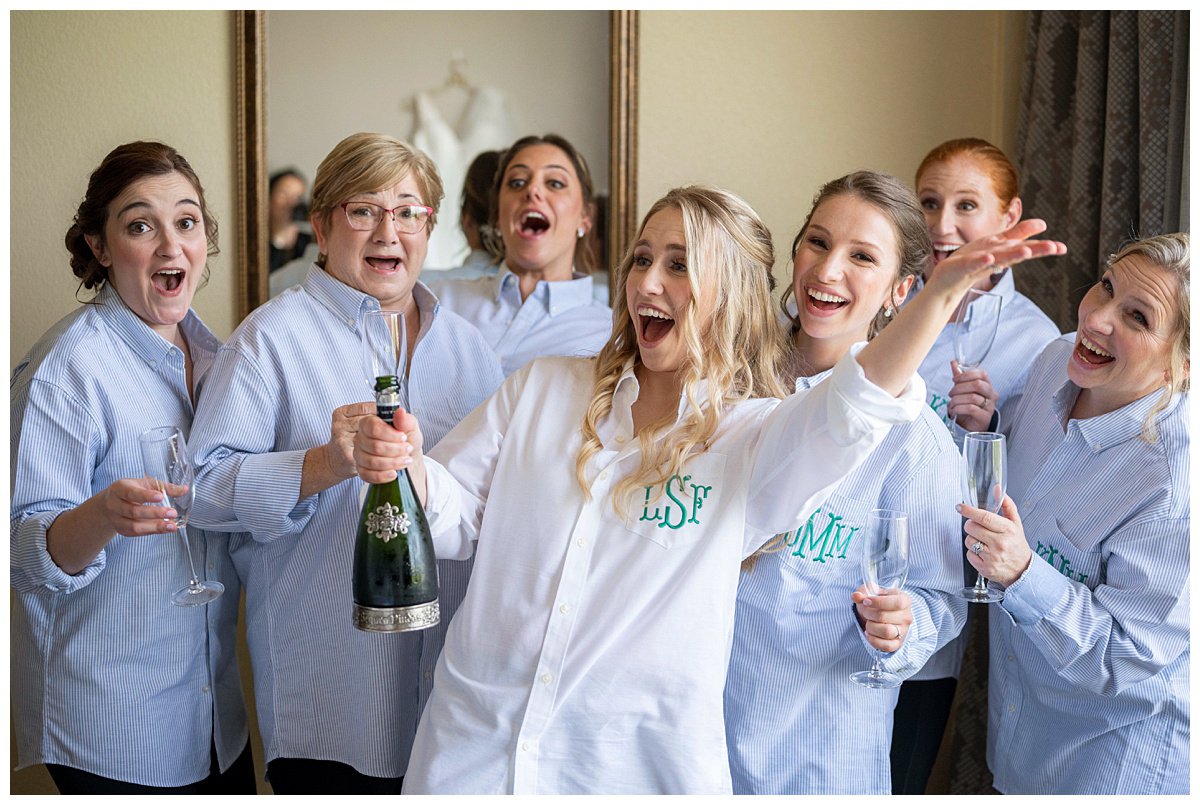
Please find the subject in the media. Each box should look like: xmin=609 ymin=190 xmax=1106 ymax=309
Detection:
xmin=426 ymin=263 xmax=612 ymax=376
xmin=986 ymin=336 xmax=1189 ymax=794
xmin=10 ymin=283 xmax=247 ymax=786
xmin=723 ymin=371 xmax=967 ymax=794
xmin=910 ymin=269 xmax=1060 ymax=680
xmin=189 ymin=265 xmax=504 ymax=778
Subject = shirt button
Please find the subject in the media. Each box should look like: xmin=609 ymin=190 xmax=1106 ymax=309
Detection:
xmin=1007 ymin=704 xmax=1016 ymax=714
xmin=424 ymin=671 xmax=432 ymax=680
xmin=559 ymin=604 xmax=570 ymax=614
xmin=576 ymin=538 xmax=586 ymax=548
xmin=1007 ymin=655 xmax=1015 ymax=662
xmin=541 ymin=673 xmax=553 ymax=684
xmin=521 ymin=742 xmax=531 ymax=752
xmin=616 ymin=435 xmax=626 ymax=444
xmin=599 ymin=471 xmax=609 ymax=482
xmin=202 ymin=685 xmax=211 ymax=694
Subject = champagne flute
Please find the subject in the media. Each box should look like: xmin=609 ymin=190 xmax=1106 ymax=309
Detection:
xmin=850 ymin=509 xmax=910 ymax=689
xmin=364 ymin=310 xmax=406 ymax=383
xmin=960 ymin=431 xmax=1006 ymax=603
xmin=139 ymin=426 xmax=224 ymax=607
xmin=949 ymin=288 xmax=1003 ymax=443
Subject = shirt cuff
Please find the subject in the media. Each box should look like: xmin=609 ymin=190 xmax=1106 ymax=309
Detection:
xmin=999 ymin=553 xmax=1070 ymax=626
xmin=233 ymin=449 xmax=318 ymax=539
xmin=13 ymin=512 xmax=106 ymax=593
xmin=833 ymin=342 xmax=928 ymax=433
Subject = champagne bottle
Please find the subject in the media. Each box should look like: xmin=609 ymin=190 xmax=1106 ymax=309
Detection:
xmin=352 ymin=375 xmax=440 ymax=632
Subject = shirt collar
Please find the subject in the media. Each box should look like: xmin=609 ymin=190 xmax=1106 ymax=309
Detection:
xmin=496 ymin=262 xmax=597 ymax=315
xmin=794 ymin=367 xmax=834 ymax=391
xmin=93 ymin=283 xmax=213 ymax=371
xmin=1051 ymin=371 xmax=1181 ymax=452
xmin=302 ymin=264 xmax=376 ymax=330
xmin=613 ymin=356 xmax=714 ymax=427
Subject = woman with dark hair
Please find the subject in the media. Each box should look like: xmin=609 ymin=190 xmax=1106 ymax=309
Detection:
xmin=11 ymin=141 xmax=252 ymax=794
xmin=428 ymin=133 xmax=612 ymax=375
xmin=434 ymin=149 xmax=504 ymax=280
xmin=268 ymin=167 xmax=312 ymax=272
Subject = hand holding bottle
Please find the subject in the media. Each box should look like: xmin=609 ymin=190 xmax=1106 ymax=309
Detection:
xmin=355 ymin=408 xmax=427 ymax=504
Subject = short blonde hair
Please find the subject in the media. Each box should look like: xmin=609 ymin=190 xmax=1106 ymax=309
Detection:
xmin=309 ymin=132 xmax=444 ymax=267
xmin=1107 ymin=232 xmax=1189 ymax=442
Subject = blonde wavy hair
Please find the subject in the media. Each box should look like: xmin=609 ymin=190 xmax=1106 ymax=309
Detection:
xmin=574 ymin=186 xmax=792 ymax=517
xmin=1105 ymin=232 xmax=1189 ymax=443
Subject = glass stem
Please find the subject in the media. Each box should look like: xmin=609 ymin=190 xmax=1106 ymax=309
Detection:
xmin=177 ymin=525 xmax=203 ymax=588
xmin=870 ymin=650 xmax=885 ymax=678
xmin=974 ymin=575 xmax=990 ymax=595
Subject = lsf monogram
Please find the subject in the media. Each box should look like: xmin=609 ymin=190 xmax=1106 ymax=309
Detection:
xmin=640 ymin=475 xmax=713 ymax=530
xmin=366 ymin=502 xmax=411 ymax=543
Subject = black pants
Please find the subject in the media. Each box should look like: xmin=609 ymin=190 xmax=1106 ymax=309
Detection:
xmin=267 ymin=758 xmax=403 ymax=795
xmin=47 ymin=740 xmax=254 ymax=795
xmin=890 ymin=676 xmax=958 ymax=794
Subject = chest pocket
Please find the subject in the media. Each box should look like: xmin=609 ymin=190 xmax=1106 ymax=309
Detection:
xmin=624 ymin=452 xmax=728 ymax=549
xmin=778 ymin=491 xmax=873 ymax=580
xmin=1030 ymin=517 xmax=1103 ymax=590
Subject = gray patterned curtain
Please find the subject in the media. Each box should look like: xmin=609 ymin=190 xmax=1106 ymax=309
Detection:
xmin=935 ymin=11 xmax=1188 ymax=795
xmin=1011 ymin=10 xmax=1189 ymax=332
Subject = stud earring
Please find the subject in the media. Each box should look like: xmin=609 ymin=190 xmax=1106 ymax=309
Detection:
xmin=883 ymin=307 xmax=894 ymax=318
xmin=578 ymin=227 xmax=587 ymax=239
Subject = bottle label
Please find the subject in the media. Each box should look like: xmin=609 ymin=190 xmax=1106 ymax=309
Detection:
xmin=365 ymin=502 xmax=410 ymax=543
xmin=354 ymin=600 xmax=441 ymax=632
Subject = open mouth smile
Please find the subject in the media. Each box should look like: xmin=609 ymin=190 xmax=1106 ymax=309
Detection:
xmin=637 ymin=305 xmax=675 ymax=345
xmin=151 ymin=269 xmax=185 ymax=294
xmin=519 ymin=210 xmax=550 ymax=236
xmin=1075 ymin=333 xmax=1115 ymax=366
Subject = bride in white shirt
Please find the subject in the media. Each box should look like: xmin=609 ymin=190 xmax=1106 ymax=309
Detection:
xmin=355 ymin=185 xmax=1064 ymax=794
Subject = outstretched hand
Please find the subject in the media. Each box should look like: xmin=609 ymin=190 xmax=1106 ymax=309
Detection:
xmin=928 ymin=219 xmax=1067 ymax=295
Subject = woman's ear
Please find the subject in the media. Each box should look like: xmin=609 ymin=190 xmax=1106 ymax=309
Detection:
xmin=311 ymin=210 xmax=329 ymax=253
xmin=1003 ymin=196 xmax=1023 ymax=229
xmin=893 ymin=274 xmax=917 ymax=308
xmin=84 ymin=233 xmax=110 ymax=267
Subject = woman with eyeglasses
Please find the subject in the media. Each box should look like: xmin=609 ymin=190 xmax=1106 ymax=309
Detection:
xmin=427 ymin=133 xmax=612 ymax=376
xmin=188 ymin=132 xmax=504 ymax=794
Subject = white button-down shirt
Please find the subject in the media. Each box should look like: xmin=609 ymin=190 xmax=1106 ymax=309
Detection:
xmin=403 ymin=344 xmax=925 ymax=794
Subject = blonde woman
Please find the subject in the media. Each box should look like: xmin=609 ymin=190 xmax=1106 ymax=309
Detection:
xmin=189 ymin=133 xmax=504 ymax=793
xmin=355 ymin=185 xmax=1064 ymax=794
xmin=962 ymin=234 xmax=1189 ymax=794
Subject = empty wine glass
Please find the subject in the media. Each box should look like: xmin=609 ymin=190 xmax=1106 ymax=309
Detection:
xmin=850 ymin=508 xmax=910 ymax=689
xmin=364 ymin=310 xmax=406 ymax=381
xmin=949 ymin=288 xmax=1003 ymax=442
xmin=960 ymin=431 xmax=1007 ymax=603
xmin=139 ymin=426 xmax=224 ymax=607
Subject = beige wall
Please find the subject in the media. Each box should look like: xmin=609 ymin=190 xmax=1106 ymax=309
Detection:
xmin=637 ymin=10 xmax=1028 ymax=289
xmin=9 ymin=11 xmax=236 ymax=369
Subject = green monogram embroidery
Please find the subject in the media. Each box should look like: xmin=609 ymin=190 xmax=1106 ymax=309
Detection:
xmin=1035 ymin=541 xmax=1089 ymax=583
xmin=639 ymin=475 xmax=713 ymax=530
xmin=783 ymin=506 xmax=859 ymax=563
xmin=928 ymin=393 xmax=951 ymax=425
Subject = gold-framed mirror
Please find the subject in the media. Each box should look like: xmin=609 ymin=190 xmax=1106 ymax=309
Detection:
xmin=233 ymin=10 xmax=638 ymax=322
